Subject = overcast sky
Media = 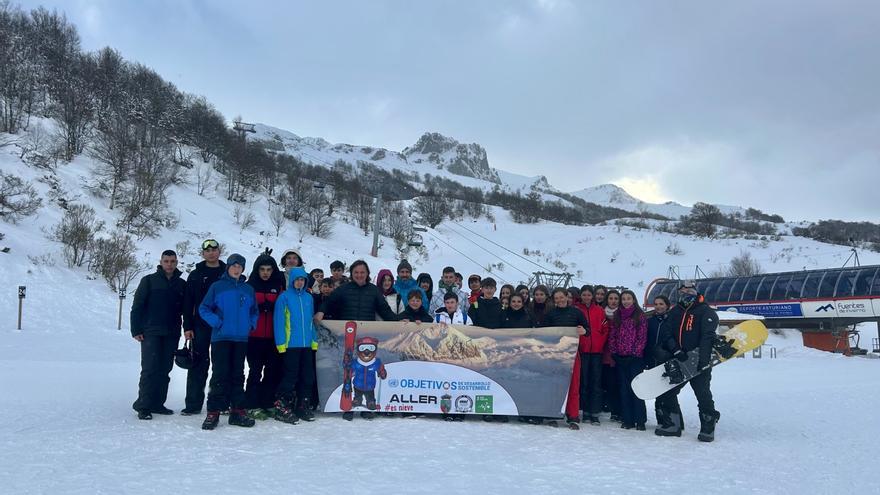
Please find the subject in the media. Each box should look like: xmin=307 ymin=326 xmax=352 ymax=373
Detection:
xmin=22 ymin=0 xmax=880 ymax=221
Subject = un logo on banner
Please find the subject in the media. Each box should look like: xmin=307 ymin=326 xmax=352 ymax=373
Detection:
xmin=387 ymin=378 xmax=399 ymax=389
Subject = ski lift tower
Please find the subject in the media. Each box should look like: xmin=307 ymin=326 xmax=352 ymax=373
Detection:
xmin=233 ymin=120 xmax=256 ymax=141
xmin=531 ymin=271 xmax=573 ymax=290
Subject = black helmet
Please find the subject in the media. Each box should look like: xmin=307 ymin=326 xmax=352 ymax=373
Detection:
xmin=174 ymin=340 xmax=198 ymax=370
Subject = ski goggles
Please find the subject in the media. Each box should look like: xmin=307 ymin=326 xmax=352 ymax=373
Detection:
xmin=357 ymin=344 xmax=377 ymax=353
xmin=201 ymin=239 xmax=219 ymax=251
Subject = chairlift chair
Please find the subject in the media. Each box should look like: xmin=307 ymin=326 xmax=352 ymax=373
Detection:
xmin=408 ymin=233 xmax=424 ymax=247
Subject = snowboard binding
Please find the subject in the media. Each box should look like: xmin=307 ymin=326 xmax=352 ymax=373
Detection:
xmin=712 ymin=336 xmax=737 ymax=360
xmin=662 ymin=359 xmax=685 ymax=385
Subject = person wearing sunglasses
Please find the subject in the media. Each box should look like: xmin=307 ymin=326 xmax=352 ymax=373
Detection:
xmin=181 ymin=238 xmax=225 ymax=416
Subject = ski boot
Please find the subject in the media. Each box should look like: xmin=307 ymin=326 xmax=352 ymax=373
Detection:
xmin=151 ymin=406 xmax=174 ymax=415
xmin=229 ymin=408 xmax=256 ymax=427
xmin=342 ymin=412 xmax=354 ymax=421
xmin=360 ymin=411 xmax=375 ymax=420
xmin=274 ymin=396 xmax=299 ymax=424
xmin=588 ymin=415 xmax=600 ymax=426
xmin=137 ymin=410 xmax=152 ymax=421
xmin=296 ymin=398 xmax=316 ymax=422
xmin=566 ymin=417 xmax=581 ymax=430
xmin=698 ymin=411 xmax=719 ymax=442
xmin=180 ymin=407 xmax=201 ymax=416
xmin=201 ymin=411 xmax=220 ymax=430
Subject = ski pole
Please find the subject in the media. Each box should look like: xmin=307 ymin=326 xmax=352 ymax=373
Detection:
xmin=376 ymin=375 xmax=382 ymax=411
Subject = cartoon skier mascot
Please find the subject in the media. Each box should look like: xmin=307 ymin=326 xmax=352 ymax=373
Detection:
xmin=351 ymin=336 xmax=387 ymax=411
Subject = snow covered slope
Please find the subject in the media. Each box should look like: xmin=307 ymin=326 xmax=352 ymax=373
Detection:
xmin=1 ymin=322 xmax=878 ymax=494
xmin=3 ymin=134 xmax=880 ymax=493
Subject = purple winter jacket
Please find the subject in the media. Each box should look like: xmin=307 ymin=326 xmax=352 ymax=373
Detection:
xmin=608 ymin=306 xmax=648 ymax=357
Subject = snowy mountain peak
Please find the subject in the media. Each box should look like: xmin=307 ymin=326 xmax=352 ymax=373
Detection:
xmin=403 ymin=132 xmax=500 ymax=184
xmin=577 ymin=184 xmax=642 ymax=206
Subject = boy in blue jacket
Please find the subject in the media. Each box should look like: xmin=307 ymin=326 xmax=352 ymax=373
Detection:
xmin=198 ymin=254 xmax=259 ymax=430
xmin=273 ymin=266 xmax=318 ymax=424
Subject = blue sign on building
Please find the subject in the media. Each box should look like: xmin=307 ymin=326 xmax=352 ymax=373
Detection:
xmin=716 ymin=303 xmax=803 ymax=318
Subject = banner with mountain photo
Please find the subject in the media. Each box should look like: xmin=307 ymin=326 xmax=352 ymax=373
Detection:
xmin=316 ymin=321 xmax=580 ymax=418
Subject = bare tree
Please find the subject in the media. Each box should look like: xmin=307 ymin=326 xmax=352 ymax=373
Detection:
xmin=351 ymin=193 xmax=374 ymax=235
xmin=117 ymin=139 xmax=176 ymax=238
xmin=726 ymin=251 xmax=763 ymax=277
xmin=413 ymin=192 xmax=446 ymax=228
xmin=233 ymin=203 xmax=256 ymax=233
xmin=89 ymin=110 xmax=134 ymax=210
xmin=51 ymin=203 xmax=104 ymax=267
xmin=0 ymin=172 xmax=41 ymax=223
xmin=304 ymin=190 xmax=335 ymax=238
xmin=383 ymin=201 xmax=410 ymax=248
xmin=17 ymin=122 xmax=49 ymax=163
xmin=268 ymin=202 xmax=286 ymax=237
xmin=282 ymin=174 xmax=311 ymax=221
xmin=193 ymin=160 xmax=215 ymax=196
xmin=89 ymin=229 xmax=148 ymax=292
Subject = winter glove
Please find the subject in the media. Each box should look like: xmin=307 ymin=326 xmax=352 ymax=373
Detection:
xmin=673 ymin=350 xmax=688 ymax=362
xmin=258 ymin=301 xmax=272 ymax=313
xmin=378 ymin=368 xmax=387 ymax=380
xmin=311 ymin=341 xmax=318 ymax=351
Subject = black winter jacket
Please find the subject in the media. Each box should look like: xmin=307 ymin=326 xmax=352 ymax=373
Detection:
xmin=645 ymin=312 xmax=673 ymax=368
xmin=183 ymin=260 xmax=226 ymax=331
xmin=130 ymin=267 xmax=186 ymax=337
xmin=501 ymin=307 xmax=535 ymax=328
xmin=319 ymin=281 xmax=398 ymax=321
xmin=660 ymin=300 xmax=718 ymax=368
xmin=468 ymin=297 xmax=504 ymax=329
xmin=400 ymin=305 xmax=433 ymax=323
xmin=541 ymin=306 xmax=590 ymax=334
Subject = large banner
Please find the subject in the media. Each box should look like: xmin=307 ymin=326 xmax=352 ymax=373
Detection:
xmin=316 ymin=321 xmax=579 ymax=418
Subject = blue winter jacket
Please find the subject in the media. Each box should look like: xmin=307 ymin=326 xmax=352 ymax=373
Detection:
xmin=393 ymin=277 xmax=428 ymax=311
xmin=273 ymin=267 xmax=317 ymax=352
xmin=198 ymin=272 xmax=258 ymax=343
xmin=352 ymin=358 xmax=384 ymax=391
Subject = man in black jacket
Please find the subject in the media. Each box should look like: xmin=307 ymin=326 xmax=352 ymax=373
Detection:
xmin=314 ymin=260 xmax=398 ymax=323
xmin=655 ymin=280 xmax=721 ymax=442
xmin=131 ymin=250 xmax=186 ymax=420
xmin=180 ymin=239 xmax=226 ymax=415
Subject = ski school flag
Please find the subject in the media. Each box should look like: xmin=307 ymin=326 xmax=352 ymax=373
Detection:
xmin=316 ymin=321 xmax=579 ymax=418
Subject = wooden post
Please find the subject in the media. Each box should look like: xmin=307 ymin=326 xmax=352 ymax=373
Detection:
xmin=17 ymin=286 xmax=25 ymax=330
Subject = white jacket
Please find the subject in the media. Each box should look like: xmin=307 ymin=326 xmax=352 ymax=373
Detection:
xmin=433 ymin=307 xmax=472 ymax=326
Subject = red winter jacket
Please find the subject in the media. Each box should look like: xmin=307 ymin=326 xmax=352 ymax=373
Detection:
xmin=573 ymin=302 xmax=609 ymax=354
xmin=251 ymin=290 xmax=281 ymax=339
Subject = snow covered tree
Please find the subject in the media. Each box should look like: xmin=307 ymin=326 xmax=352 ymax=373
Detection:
xmin=0 ymin=172 xmax=41 ymax=223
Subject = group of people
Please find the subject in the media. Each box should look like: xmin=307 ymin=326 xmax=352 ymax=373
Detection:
xmin=130 ymin=238 xmax=721 ymax=441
